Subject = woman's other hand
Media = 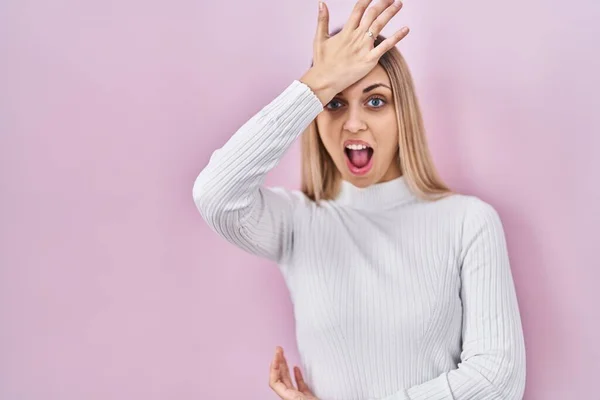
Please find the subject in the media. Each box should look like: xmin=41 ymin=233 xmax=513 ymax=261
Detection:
xmin=300 ymin=0 xmax=409 ymax=106
xmin=269 ymin=346 xmax=318 ymax=400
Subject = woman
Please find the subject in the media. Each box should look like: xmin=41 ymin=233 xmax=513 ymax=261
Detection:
xmin=192 ymin=0 xmax=527 ymax=399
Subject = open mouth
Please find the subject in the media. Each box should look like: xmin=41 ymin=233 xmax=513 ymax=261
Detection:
xmin=344 ymin=142 xmax=374 ymax=176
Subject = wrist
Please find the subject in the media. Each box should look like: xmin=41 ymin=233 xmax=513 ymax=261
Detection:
xmin=299 ymin=68 xmax=338 ymax=107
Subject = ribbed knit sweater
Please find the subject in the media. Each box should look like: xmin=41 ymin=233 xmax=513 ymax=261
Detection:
xmin=192 ymin=80 xmax=526 ymax=400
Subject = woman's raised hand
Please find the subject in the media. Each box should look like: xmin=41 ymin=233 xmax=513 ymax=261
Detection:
xmin=300 ymin=0 xmax=409 ymax=106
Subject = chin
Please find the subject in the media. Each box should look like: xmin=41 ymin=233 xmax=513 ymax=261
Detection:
xmin=341 ymin=169 xmax=378 ymax=188
xmin=349 ymin=179 xmax=373 ymax=188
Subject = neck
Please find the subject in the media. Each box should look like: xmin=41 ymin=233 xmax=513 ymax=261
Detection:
xmin=334 ymin=175 xmax=416 ymax=210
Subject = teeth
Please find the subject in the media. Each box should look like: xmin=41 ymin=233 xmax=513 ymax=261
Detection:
xmin=345 ymin=144 xmax=369 ymax=150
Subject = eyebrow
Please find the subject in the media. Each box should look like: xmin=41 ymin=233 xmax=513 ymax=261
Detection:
xmin=336 ymin=83 xmax=392 ymax=97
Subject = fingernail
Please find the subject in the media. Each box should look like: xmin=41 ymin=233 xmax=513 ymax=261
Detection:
xmin=319 ymin=1 xmax=324 ymax=11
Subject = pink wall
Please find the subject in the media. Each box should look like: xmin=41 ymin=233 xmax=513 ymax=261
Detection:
xmin=1 ymin=0 xmax=598 ymax=399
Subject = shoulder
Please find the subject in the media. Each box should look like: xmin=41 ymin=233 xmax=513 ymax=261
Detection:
xmin=442 ymin=194 xmax=508 ymax=260
xmin=433 ymin=193 xmax=501 ymax=222
xmin=428 ymin=193 xmax=506 ymax=246
xmin=460 ymin=195 xmax=503 ymax=231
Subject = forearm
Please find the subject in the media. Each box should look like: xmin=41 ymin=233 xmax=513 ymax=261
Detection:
xmin=299 ymin=67 xmax=339 ymax=107
xmin=192 ymin=79 xmax=323 ymax=261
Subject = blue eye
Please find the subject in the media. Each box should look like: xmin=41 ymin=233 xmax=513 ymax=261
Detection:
xmin=368 ymin=97 xmax=386 ymax=108
xmin=325 ymin=100 xmax=343 ymax=110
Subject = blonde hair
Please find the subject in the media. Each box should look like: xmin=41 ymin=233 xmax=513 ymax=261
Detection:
xmin=300 ymin=29 xmax=453 ymax=203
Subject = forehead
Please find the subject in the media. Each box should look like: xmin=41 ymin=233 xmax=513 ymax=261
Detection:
xmin=341 ymin=64 xmax=390 ymax=95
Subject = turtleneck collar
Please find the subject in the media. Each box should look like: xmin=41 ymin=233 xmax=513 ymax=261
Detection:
xmin=334 ymin=175 xmax=416 ymax=210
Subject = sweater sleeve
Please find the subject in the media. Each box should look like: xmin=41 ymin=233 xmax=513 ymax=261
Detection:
xmin=376 ymin=200 xmax=527 ymax=400
xmin=192 ymin=80 xmax=323 ymax=264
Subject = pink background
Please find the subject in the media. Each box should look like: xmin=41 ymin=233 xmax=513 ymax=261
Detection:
xmin=1 ymin=0 xmax=598 ymax=399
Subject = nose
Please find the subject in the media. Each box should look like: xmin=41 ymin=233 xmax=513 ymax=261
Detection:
xmin=342 ymin=106 xmax=367 ymax=134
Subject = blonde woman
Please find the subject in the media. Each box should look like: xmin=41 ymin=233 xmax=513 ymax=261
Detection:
xmin=192 ymin=0 xmax=526 ymax=399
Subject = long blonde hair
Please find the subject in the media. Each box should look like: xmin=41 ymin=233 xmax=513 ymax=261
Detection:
xmin=300 ymin=29 xmax=453 ymax=203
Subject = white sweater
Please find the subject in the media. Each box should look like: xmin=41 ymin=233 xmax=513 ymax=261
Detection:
xmin=192 ymin=80 xmax=526 ymax=400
